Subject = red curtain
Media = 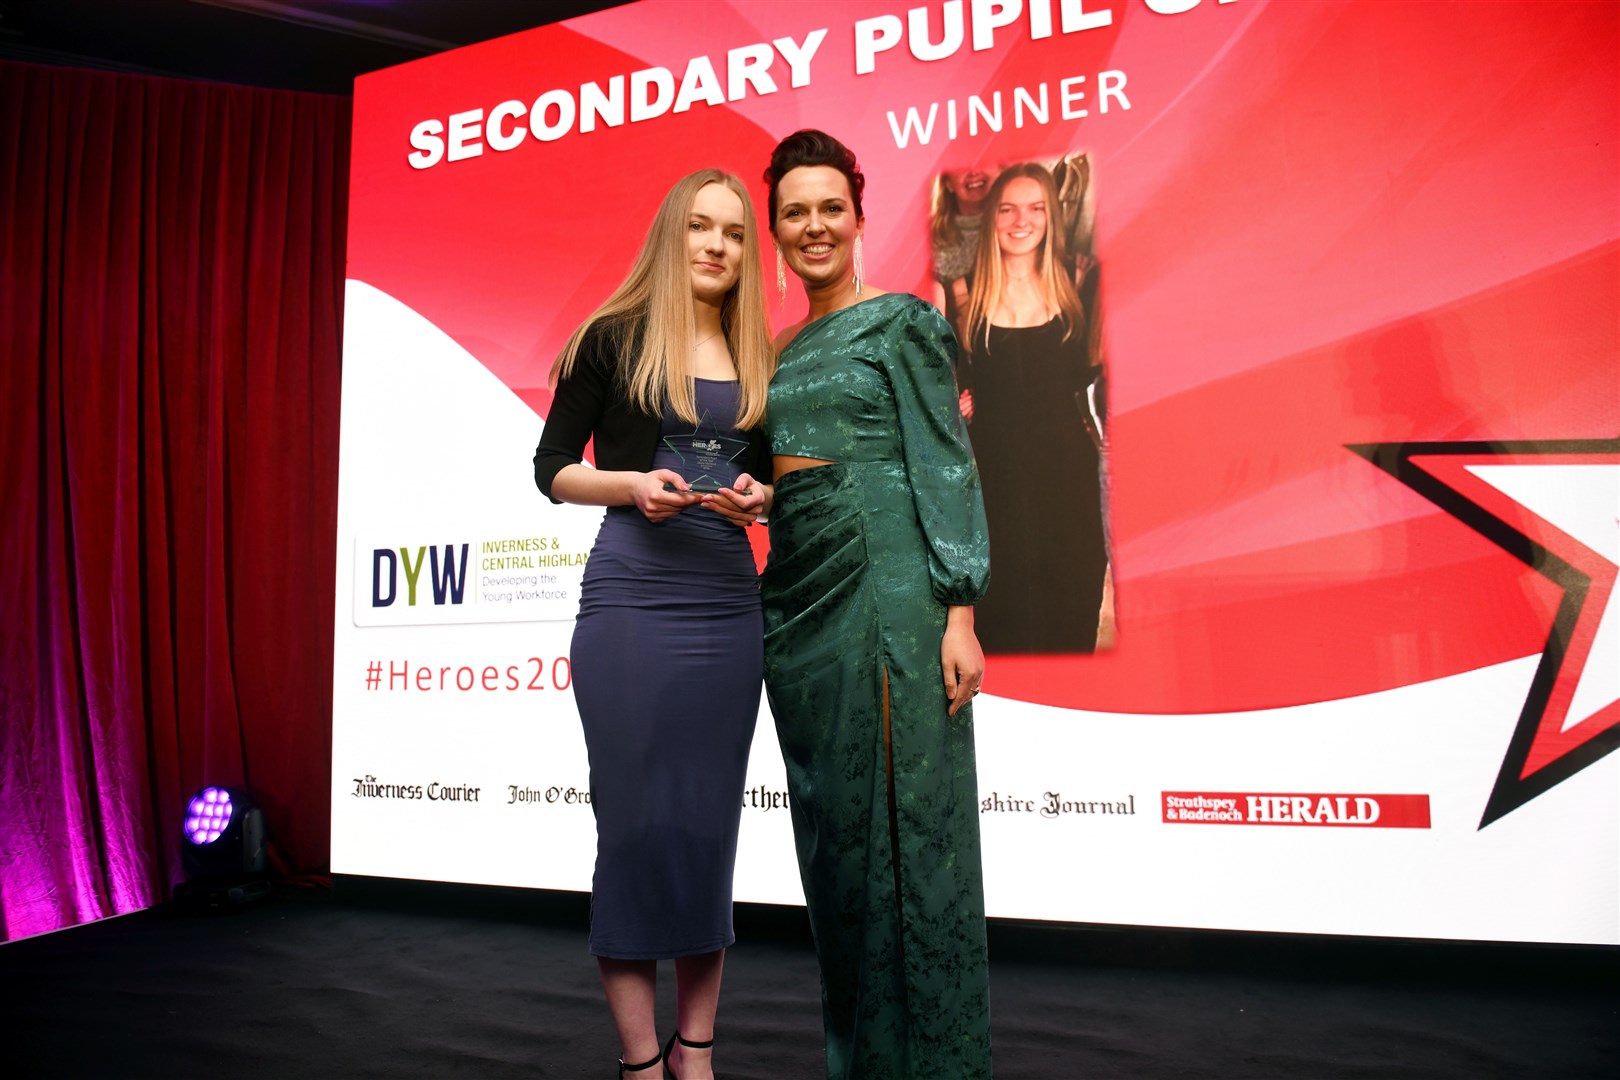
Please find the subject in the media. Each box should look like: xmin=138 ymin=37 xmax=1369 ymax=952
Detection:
xmin=0 ymin=60 xmax=349 ymax=940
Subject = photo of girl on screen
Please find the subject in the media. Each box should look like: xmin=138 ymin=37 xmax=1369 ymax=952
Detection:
xmin=931 ymin=154 xmax=1113 ymax=655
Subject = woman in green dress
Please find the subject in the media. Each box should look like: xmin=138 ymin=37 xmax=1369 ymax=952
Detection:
xmin=759 ymin=129 xmax=994 ymax=1079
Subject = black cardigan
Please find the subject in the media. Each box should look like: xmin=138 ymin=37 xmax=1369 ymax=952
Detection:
xmin=531 ymin=319 xmax=772 ymax=503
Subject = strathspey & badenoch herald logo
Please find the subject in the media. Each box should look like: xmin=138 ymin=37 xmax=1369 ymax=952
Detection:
xmin=1162 ymin=791 xmax=1431 ymax=828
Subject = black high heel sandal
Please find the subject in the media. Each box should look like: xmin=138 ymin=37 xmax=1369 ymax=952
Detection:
xmin=618 ymin=1047 xmax=662 ymax=1078
xmin=662 ymin=1030 xmax=714 ymax=1080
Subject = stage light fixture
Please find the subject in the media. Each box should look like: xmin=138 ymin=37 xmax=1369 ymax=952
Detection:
xmin=176 ymin=785 xmax=271 ymax=910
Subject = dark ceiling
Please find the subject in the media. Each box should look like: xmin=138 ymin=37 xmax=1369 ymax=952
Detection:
xmin=0 ymin=0 xmax=628 ymax=95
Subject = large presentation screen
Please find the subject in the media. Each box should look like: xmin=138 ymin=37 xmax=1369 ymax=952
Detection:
xmin=332 ymin=0 xmax=1619 ymax=944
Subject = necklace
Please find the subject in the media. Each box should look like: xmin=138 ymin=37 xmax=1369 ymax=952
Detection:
xmin=692 ymin=330 xmax=720 ymax=351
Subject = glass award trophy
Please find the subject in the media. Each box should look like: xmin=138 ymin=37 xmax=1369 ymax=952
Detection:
xmin=661 ymin=412 xmax=750 ymax=494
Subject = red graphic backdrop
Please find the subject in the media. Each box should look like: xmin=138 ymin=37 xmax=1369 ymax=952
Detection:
xmin=347 ymin=0 xmax=1616 ymax=736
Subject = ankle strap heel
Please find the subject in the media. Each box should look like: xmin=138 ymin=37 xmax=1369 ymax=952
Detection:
xmin=618 ymin=1048 xmax=662 ymax=1077
xmin=662 ymin=1030 xmax=714 ymax=1080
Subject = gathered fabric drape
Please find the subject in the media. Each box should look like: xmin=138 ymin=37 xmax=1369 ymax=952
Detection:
xmin=1 ymin=60 xmax=349 ymax=940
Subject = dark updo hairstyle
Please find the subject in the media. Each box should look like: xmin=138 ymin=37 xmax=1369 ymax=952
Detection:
xmin=764 ymin=129 xmax=866 ymax=226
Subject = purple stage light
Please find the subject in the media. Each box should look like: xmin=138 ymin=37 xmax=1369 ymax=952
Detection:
xmin=184 ymin=787 xmax=233 ymax=845
xmin=176 ymin=785 xmax=268 ymax=906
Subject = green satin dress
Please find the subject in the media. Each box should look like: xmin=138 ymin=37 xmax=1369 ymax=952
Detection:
xmin=762 ymin=293 xmax=993 ymax=1079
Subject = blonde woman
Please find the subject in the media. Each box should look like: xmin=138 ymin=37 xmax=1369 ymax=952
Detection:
xmin=955 ymin=161 xmax=1108 ymax=654
xmin=533 ymin=169 xmax=773 ymax=1080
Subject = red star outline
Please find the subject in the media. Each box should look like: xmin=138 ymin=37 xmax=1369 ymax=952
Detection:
xmin=1348 ymin=439 xmax=1620 ymax=828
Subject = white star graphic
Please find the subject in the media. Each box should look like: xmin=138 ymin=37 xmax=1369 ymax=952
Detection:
xmin=1468 ymin=464 xmax=1619 ymax=731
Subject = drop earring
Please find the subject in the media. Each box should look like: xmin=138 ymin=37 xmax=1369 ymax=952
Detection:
xmin=775 ymin=244 xmax=787 ymax=303
xmin=853 ymin=235 xmax=865 ymax=296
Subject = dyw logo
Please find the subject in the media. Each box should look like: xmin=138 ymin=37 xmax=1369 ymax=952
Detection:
xmin=372 ymin=545 xmax=470 ymax=607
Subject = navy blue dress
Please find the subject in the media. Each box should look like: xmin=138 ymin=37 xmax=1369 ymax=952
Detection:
xmin=570 ymin=378 xmax=762 ymax=959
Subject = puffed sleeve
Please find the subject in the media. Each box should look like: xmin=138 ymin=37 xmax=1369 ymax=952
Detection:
xmin=532 ymin=326 xmax=613 ymax=503
xmin=883 ymin=298 xmax=990 ymax=605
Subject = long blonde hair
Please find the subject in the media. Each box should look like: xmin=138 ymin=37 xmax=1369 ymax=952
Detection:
xmin=961 ymin=162 xmax=1084 ymax=353
xmin=552 ymin=169 xmax=774 ymax=428
xmin=929 ymin=172 xmax=963 ymax=249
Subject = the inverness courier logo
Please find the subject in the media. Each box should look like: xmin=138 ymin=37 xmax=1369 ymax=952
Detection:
xmin=1162 ymin=791 xmax=1431 ymax=828
xmin=352 ymin=774 xmax=482 ymax=803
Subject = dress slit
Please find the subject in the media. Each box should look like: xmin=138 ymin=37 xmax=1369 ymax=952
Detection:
xmin=881 ymin=665 xmax=909 ymax=971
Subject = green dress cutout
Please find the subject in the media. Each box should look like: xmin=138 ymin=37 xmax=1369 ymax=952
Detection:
xmin=763 ymin=293 xmax=993 ymax=1079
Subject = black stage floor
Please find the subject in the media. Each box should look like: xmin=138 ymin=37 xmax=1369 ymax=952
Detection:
xmin=1 ymin=878 xmax=1613 ymax=1078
